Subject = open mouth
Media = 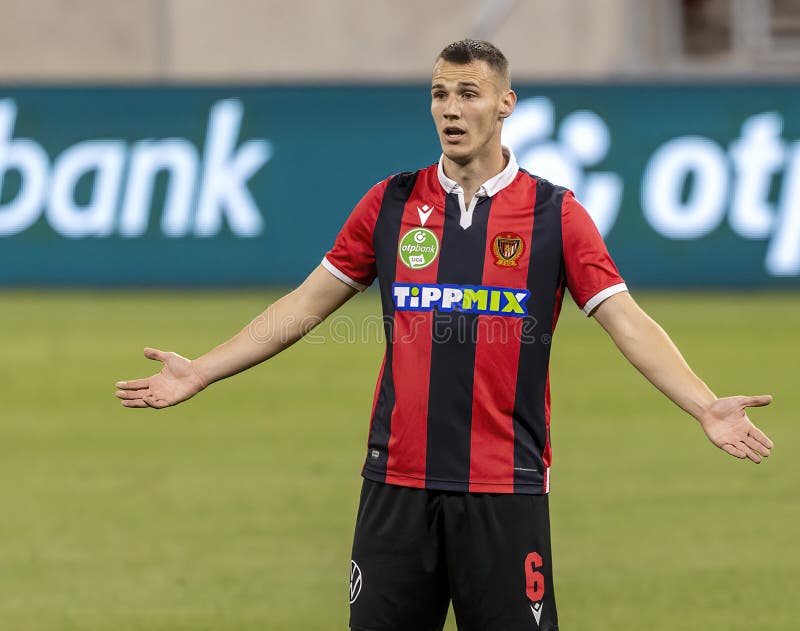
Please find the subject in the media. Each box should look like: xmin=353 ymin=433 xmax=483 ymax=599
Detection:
xmin=443 ymin=126 xmax=466 ymax=140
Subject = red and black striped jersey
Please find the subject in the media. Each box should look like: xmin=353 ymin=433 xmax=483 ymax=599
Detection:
xmin=322 ymin=149 xmax=626 ymax=494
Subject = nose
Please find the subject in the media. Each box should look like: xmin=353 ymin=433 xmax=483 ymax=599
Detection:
xmin=443 ymin=94 xmax=460 ymax=120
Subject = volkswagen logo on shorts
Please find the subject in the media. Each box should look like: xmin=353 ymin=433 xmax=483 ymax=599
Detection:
xmin=349 ymin=560 xmax=363 ymax=604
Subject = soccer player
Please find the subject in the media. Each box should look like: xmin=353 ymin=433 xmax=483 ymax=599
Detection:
xmin=115 ymin=40 xmax=774 ymax=631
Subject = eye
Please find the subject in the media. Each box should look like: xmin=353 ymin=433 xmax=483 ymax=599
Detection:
xmin=462 ymin=92 xmax=477 ymax=100
xmin=432 ymin=91 xmax=446 ymax=100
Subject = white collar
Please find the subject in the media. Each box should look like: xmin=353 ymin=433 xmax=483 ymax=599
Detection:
xmin=436 ymin=146 xmax=519 ymax=198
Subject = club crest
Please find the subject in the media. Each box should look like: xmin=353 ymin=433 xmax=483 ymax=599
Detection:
xmin=492 ymin=232 xmax=525 ymax=267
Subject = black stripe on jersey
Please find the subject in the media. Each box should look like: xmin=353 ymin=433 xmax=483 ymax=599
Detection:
xmin=366 ymin=172 xmax=419 ymax=481
xmin=512 ymin=177 xmax=566 ymax=492
xmin=426 ymin=194 xmax=492 ymax=490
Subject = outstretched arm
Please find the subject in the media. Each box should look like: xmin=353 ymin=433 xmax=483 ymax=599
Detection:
xmin=115 ymin=265 xmax=358 ymax=409
xmin=592 ymin=292 xmax=774 ymax=463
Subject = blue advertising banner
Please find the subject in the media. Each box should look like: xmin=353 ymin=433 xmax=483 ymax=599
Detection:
xmin=1 ymin=85 xmax=799 ymax=287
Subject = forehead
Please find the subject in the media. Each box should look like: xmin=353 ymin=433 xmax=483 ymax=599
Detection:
xmin=431 ymin=59 xmax=498 ymax=88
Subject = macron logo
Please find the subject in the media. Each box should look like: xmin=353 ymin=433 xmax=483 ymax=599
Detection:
xmin=417 ymin=204 xmax=434 ymax=226
xmin=530 ymin=601 xmax=543 ymax=626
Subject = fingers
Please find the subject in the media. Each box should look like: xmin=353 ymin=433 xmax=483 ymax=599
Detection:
xmin=144 ymin=395 xmax=170 ymax=409
xmin=747 ymin=425 xmax=774 ymax=450
xmin=116 ymin=388 xmax=149 ymax=409
xmin=117 ymin=348 xmax=169 ymax=388
xmin=725 ymin=441 xmax=763 ymax=464
xmin=116 ymin=351 xmax=172 ymax=409
xmin=114 ymin=389 xmax=169 ymax=409
xmin=743 ymin=434 xmax=770 ymax=458
xmin=143 ymin=347 xmax=167 ymax=362
xmin=740 ymin=442 xmax=762 ymax=464
xmin=742 ymin=394 xmax=773 ymax=408
xmin=721 ymin=443 xmax=746 ymax=459
xmin=723 ymin=441 xmax=762 ymax=464
xmin=114 ymin=390 xmax=169 ymax=409
xmin=115 ymin=379 xmax=149 ymax=390
xmin=115 ymin=389 xmax=145 ymax=400
xmin=121 ymin=399 xmax=149 ymax=408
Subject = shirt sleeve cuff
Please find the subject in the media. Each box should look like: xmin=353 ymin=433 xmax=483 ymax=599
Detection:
xmin=581 ymin=282 xmax=628 ymax=316
xmin=321 ymin=257 xmax=368 ymax=291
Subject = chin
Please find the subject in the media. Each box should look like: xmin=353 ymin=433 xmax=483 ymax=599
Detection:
xmin=442 ymin=145 xmax=473 ymax=165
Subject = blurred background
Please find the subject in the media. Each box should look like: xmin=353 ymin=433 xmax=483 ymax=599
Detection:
xmin=1 ymin=1 xmax=798 ymax=629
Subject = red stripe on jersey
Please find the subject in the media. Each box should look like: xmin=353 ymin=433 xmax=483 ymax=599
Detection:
xmin=469 ymin=173 xmax=537 ymax=493
xmin=385 ymin=168 xmax=445 ymax=488
xmin=561 ymin=192 xmax=624 ymax=311
xmin=324 ymin=177 xmax=391 ymax=289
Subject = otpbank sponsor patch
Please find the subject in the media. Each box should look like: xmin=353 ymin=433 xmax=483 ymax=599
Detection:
xmin=392 ymin=283 xmax=530 ymax=317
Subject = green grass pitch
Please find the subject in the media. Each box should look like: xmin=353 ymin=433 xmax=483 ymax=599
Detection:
xmin=0 ymin=289 xmax=797 ymax=630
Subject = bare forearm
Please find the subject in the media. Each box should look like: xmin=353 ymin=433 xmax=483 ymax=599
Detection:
xmin=191 ymin=265 xmax=357 ymax=387
xmin=594 ymin=294 xmax=716 ymax=419
xmin=192 ymin=289 xmax=321 ymax=386
xmin=115 ymin=266 xmax=357 ymax=409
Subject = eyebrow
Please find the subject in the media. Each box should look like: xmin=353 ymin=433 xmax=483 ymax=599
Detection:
xmin=430 ymin=81 xmax=482 ymax=90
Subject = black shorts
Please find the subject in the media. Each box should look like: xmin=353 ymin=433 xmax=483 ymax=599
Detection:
xmin=349 ymin=479 xmax=558 ymax=631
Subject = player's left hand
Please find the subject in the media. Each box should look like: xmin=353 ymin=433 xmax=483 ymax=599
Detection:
xmin=698 ymin=395 xmax=774 ymax=463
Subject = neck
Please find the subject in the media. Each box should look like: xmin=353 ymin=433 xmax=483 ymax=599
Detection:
xmin=441 ymin=141 xmax=507 ymax=199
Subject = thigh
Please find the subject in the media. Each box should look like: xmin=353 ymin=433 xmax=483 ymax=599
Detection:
xmin=444 ymin=492 xmax=559 ymax=631
xmin=349 ymin=479 xmax=450 ymax=631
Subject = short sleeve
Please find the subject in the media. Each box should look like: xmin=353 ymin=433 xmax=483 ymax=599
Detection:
xmin=562 ymin=191 xmax=627 ymax=315
xmin=321 ymin=178 xmax=390 ymax=291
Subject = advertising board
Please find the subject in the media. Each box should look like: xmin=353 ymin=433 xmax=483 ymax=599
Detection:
xmin=2 ymin=85 xmax=799 ymax=287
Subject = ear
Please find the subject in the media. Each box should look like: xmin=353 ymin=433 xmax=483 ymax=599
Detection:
xmin=498 ymin=89 xmax=517 ymax=120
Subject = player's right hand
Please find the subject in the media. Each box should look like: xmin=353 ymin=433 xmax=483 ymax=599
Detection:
xmin=114 ymin=347 xmax=207 ymax=409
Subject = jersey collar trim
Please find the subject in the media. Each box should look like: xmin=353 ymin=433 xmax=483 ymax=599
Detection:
xmin=436 ymin=146 xmax=519 ymax=198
